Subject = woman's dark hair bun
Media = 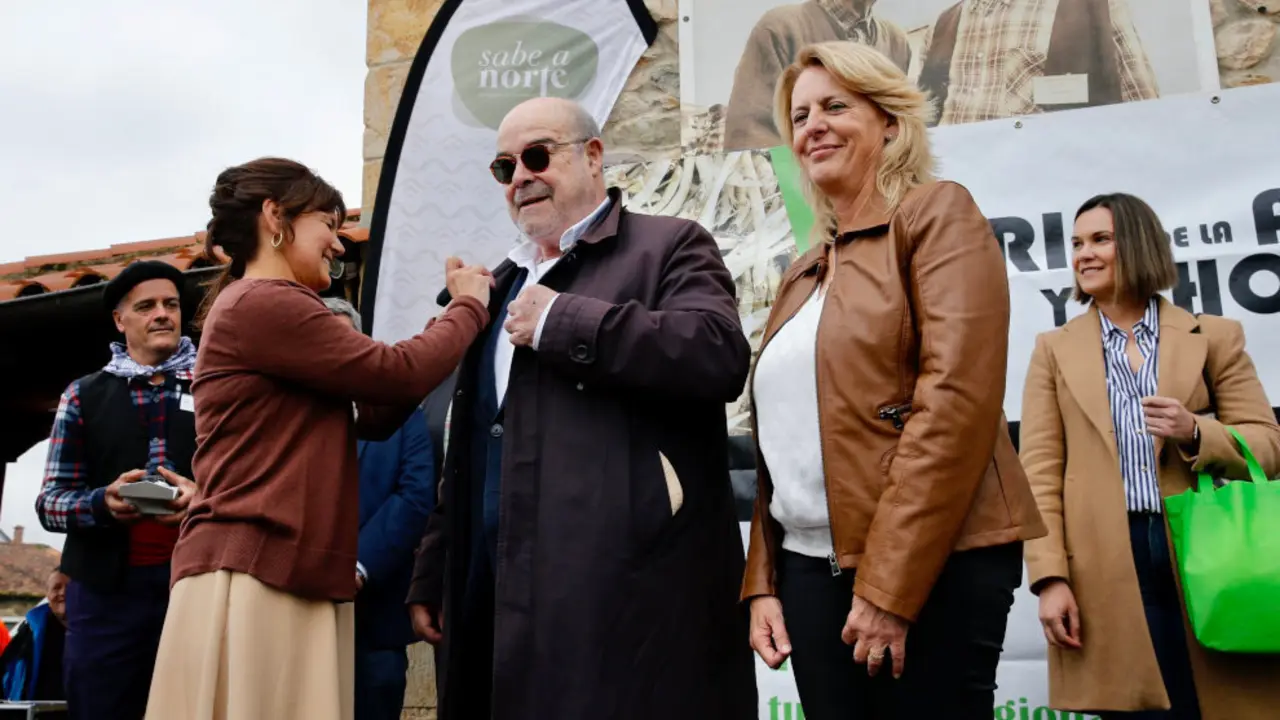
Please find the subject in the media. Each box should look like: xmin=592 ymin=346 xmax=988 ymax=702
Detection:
xmin=194 ymin=157 xmax=346 ymax=329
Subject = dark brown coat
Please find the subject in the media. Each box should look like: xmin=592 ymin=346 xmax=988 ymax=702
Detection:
xmin=409 ymin=190 xmax=757 ymax=720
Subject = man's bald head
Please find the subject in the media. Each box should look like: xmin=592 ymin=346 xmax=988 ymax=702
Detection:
xmin=494 ymin=98 xmax=608 ymax=255
xmin=497 ymin=97 xmax=601 ymax=141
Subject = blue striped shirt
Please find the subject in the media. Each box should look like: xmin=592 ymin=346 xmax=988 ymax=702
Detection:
xmin=1099 ymin=298 xmax=1163 ymax=513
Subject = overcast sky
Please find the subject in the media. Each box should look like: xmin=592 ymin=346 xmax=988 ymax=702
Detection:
xmin=0 ymin=0 xmax=367 ymax=265
xmin=1 ymin=0 xmax=369 ymax=548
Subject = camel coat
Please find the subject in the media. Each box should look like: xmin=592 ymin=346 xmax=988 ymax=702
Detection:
xmin=1020 ymin=299 xmax=1280 ymax=717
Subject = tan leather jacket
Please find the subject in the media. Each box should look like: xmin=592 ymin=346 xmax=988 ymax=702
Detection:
xmin=741 ymin=181 xmax=1046 ymax=621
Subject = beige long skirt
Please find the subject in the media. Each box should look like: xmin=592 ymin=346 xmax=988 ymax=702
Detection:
xmin=145 ymin=570 xmax=354 ymax=720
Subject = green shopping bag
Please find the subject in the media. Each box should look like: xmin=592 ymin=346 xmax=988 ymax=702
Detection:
xmin=1164 ymin=427 xmax=1280 ymax=653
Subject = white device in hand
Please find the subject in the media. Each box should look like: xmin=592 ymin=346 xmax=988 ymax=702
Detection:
xmin=117 ymin=475 xmax=179 ymax=515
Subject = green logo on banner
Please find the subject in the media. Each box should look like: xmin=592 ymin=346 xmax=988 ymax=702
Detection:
xmin=768 ymin=146 xmax=816 ymax=253
xmin=451 ymin=20 xmax=600 ymax=129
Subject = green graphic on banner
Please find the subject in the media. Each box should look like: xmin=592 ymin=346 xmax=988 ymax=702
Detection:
xmin=451 ymin=21 xmax=600 ymax=129
xmin=768 ymin=146 xmax=815 ymax=253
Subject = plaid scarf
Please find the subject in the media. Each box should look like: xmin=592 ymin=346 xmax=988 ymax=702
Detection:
xmin=104 ymin=336 xmax=197 ymax=380
xmin=815 ymin=0 xmax=878 ymax=44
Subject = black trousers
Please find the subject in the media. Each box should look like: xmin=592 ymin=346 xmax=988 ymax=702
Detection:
xmin=63 ymin=564 xmax=170 ymax=720
xmin=1098 ymin=513 xmax=1201 ymax=719
xmin=777 ymin=542 xmax=1022 ymax=719
xmin=441 ymin=548 xmax=496 ymax=720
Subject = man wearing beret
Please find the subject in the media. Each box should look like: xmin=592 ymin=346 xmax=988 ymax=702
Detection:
xmin=35 ymin=260 xmax=199 ymax=720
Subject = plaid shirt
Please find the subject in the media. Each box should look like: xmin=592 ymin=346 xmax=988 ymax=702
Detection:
xmin=36 ymin=340 xmax=196 ymax=532
xmin=937 ymin=0 xmax=1159 ymax=125
xmin=815 ymin=0 xmax=878 ymax=44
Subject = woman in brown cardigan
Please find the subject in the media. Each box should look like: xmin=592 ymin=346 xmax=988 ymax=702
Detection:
xmin=1020 ymin=192 xmax=1280 ymax=719
xmin=144 ymin=158 xmax=492 ymax=720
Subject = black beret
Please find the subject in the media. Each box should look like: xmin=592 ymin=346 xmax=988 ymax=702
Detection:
xmin=102 ymin=260 xmax=186 ymax=311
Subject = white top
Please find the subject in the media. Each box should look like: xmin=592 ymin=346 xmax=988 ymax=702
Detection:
xmin=493 ymin=196 xmax=613 ymax=403
xmin=752 ymin=289 xmax=832 ymax=558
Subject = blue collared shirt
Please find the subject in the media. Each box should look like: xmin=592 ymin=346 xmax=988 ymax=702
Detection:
xmin=1099 ymin=298 xmax=1163 ymax=513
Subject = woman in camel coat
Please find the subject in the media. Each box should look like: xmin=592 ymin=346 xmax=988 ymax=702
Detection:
xmin=1020 ymin=192 xmax=1280 ymax=719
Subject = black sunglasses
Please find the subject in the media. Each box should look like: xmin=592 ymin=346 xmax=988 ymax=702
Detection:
xmin=489 ymin=138 xmax=589 ymax=184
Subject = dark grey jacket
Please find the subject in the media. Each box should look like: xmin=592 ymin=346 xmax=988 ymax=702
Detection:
xmin=409 ymin=188 xmax=757 ymax=720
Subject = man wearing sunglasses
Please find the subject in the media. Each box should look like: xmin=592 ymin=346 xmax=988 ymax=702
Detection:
xmin=407 ymin=97 xmax=757 ymax=720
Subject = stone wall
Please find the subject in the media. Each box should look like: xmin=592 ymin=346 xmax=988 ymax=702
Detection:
xmin=359 ymin=1 xmax=1278 ymax=717
xmin=1214 ymin=0 xmax=1280 ymax=87
xmin=600 ymin=0 xmax=681 ymax=163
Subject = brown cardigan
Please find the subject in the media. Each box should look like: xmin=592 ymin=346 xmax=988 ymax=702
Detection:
xmin=174 ymin=278 xmax=487 ymax=601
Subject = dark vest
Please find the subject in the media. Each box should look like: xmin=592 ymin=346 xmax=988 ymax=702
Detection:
xmin=59 ymin=371 xmax=196 ymax=592
xmin=918 ymin=0 xmax=1122 ymax=122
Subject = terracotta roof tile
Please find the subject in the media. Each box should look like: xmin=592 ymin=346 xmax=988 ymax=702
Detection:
xmin=85 ymin=262 xmax=127 ymax=278
xmin=110 ymin=235 xmax=199 ymax=255
xmin=149 ymin=252 xmax=199 ymax=272
xmin=12 ymin=282 xmax=49 ymax=298
xmin=68 ymin=268 xmax=109 ymax=289
xmin=0 ymin=543 xmax=61 ymax=599
xmin=26 ymin=271 xmax=78 ymax=293
xmin=340 ymin=226 xmax=369 ymax=242
xmin=0 ymin=282 xmax=33 ymax=301
xmin=23 ymin=249 xmax=109 ymax=268
xmin=0 ymin=209 xmax=365 ymax=305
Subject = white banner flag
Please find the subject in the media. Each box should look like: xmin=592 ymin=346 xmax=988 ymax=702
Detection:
xmin=362 ymin=0 xmax=656 ymax=343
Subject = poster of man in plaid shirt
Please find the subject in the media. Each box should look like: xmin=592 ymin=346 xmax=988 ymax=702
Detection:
xmin=679 ymin=0 xmax=1219 ymax=153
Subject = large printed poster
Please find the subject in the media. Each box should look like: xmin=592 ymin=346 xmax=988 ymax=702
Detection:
xmin=362 ymin=0 xmax=658 ymax=343
xmin=677 ymin=0 xmax=1221 ymax=154
xmin=364 ymin=0 xmax=1280 ymax=717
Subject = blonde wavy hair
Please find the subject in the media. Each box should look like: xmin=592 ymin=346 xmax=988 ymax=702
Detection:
xmin=774 ymin=41 xmax=936 ymax=244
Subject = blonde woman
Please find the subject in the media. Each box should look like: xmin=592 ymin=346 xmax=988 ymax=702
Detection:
xmin=741 ymin=41 xmax=1046 ymax=718
xmin=1021 ymin=193 xmax=1280 ymax=719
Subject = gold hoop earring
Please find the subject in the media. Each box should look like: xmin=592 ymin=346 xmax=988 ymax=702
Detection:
xmin=271 ymin=232 xmax=283 ymax=249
